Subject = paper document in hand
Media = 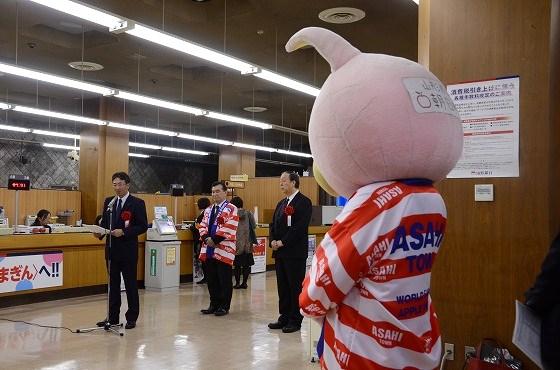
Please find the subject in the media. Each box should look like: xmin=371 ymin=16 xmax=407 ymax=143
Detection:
xmin=512 ymin=300 xmax=543 ymax=368
xmin=83 ymin=224 xmax=109 ymax=235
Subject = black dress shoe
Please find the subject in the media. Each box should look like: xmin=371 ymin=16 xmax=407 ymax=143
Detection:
xmin=268 ymin=321 xmax=286 ymax=329
xmin=282 ymin=324 xmax=301 ymax=333
xmin=97 ymin=319 xmax=119 ymax=327
xmin=214 ymin=308 xmax=229 ymax=316
xmin=239 ymin=283 xmax=248 ymax=289
xmin=233 ymin=284 xmax=241 ymax=289
xmin=125 ymin=321 xmax=136 ymax=329
xmin=201 ymin=306 xmax=216 ymax=314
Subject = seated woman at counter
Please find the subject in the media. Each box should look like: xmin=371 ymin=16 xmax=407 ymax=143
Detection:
xmin=31 ymin=209 xmax=52 ymax=233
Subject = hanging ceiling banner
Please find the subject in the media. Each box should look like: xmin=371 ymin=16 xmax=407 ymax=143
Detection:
xmin=446 ymin=76 xmax=520 ymax=178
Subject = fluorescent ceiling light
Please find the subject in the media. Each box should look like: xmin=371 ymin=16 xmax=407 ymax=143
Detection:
xmin=114 ymin=91 xmax=205 ymax=116
xmin=26 ymin=0 xmax=321 ymax=97
xmin=412 ymin=0 xmax=419 ymax=4
xmin=43 ymin=143 xmax=79 ymax=150
xmin=206 ymin=112 xmax=272 ymax=130
xmin=108 ymin=122 xmax=177 ymax=136
xmin=177 ymin=133 xmax=233 ymax=146
xmin=255 ymin=70 xmax=320 ymax=97
xmin=277 ymin=149 xmax=313 ymax=158
xmin=129 ymin=153 xmax=150 ymax=158
xmin=0 ymin=61 xmax=301 ymax=133
xmin=161 ymin=146 xmax=209 ymax=156
xmin=1 ymin=100 xmax=314 ymax=157
xmin=12 ymin=105 xmax=106 ymax=126
xmin=233 ymin=142 xmax=277 ymax=152
xmin=0 ymin=124 xmax=31 ymax=133
xmin=0 ymin=62 xmax=114 ymax=96
xmin=27 ymin=0 xmax=124 ymax=28
xmin=125 ymin=24 xmax=253 ymax=72
xmin=33 ymin=129 xmax=80 ymax=140
xmin=126 ymin=25 xmax=320 ymax=96
xmin=129 ymin=142 xmax=162 ymax=150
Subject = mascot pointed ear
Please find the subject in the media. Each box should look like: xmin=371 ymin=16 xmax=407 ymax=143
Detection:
xmin=313 ymin=163 xmax=338 ymax=197
xmin=286 ymin=27 xmax=360 ymax=72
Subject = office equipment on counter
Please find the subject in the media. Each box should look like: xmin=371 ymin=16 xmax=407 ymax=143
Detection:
xmin=0 ymin=227 xmax=14 ymax=235
xmin=25 ymin=215 xmax=36 ymax=226
xmin=180 ymin=220 xmax=193 ymax=230
xmin=56 ymin=210 xmax=74 ymax=225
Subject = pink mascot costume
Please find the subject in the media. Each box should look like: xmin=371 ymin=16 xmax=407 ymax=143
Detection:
xmin=286 ymin=28 xmax=463 ymax=369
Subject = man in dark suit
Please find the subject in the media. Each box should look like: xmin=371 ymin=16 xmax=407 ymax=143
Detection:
xmin=268 ymin=171 xmax=312 ymax=333
xmin=94 ymin=172 xmax=148 ymax=330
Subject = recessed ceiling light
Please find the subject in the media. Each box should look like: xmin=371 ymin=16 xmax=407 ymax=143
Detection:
xmin=318 ymin=7 xmax=366 ymax=24
xmin=192 ymin=0 xmax=210 ymax=2
xmin=243 ymin=106 xmax=267 ymax=113
xmin=68 ymin=61 xmax=104 ymax=72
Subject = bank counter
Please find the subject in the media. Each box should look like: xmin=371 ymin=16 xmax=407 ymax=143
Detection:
xmin=0 ymin=226 xmax=329 ymax=306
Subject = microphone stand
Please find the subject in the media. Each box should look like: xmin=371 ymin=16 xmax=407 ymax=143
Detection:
xmin=77 ymin=200 xmax=123 ymax=336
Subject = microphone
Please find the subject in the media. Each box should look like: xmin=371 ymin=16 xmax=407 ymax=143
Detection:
xmin=106 ymin=196 xmax=118 ymax=212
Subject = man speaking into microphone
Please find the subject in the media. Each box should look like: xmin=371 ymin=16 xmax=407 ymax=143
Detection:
xmin=94 ymin=172 xmax=148 ymax=329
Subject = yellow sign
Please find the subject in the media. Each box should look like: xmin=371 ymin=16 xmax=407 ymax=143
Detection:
xmin=166 ymin=247 xmax=176 ymax=265
xmin=230 ymin=174 xmax=249 ymax=182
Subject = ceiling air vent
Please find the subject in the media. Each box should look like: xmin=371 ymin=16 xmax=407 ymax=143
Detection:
xmin=318 ymin=7 xmax=366 ymax=24
xmin=68 ymin=61 xmax=104 ymax=72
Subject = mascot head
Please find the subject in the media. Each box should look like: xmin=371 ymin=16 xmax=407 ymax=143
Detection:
xmin=286 ymin=27 xmax=463 ymax=198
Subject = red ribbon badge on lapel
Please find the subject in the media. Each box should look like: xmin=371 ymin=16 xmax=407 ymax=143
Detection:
xmin=217 ymin=216 xmax=225 ymax=226
xmin=284 ymin=205 xmax=295 ymax=216
xmin=121 ymin=211 xmax=132 ymax=222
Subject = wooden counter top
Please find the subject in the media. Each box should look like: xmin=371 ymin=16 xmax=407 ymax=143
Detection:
xmin=0 ymin=226 xmax=331 ymax=251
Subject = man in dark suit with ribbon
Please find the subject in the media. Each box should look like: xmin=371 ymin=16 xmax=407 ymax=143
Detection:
xmin=94 ymin=172 xmax=148 ymax=330
xmin=268 ymin=171 xmax=312 ymax=333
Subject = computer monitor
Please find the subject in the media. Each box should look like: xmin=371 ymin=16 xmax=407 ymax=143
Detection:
xmin=170 ymin=184 xmax=184 ymax=197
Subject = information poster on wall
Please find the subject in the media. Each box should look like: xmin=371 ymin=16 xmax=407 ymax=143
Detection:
xmin=447 ymin=76 xmax=519 ymax=178
xmin=0 ymin=251 xmax=63 ymax=293
xmin=251 ymin=237 xmax=267 ymax=274
xmin=307 ymin=235 xmax=316 ymax=267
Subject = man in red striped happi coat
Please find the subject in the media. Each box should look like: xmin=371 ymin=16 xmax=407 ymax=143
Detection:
xmin=199 ymin=181 xmax=239 ymax=317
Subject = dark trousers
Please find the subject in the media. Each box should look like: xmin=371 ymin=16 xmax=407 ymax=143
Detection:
xmin=234 ymin=266 xmax=251 ymax=285
xmin=206 ymin=259 xmax=233 ymax=311
xmin=275 ymin=257 xmax=307 ymax=327
xmin=108 ymin=257 xmax=139 ymax=324
xmin=542 ymin=304 xmax=560 ymax=370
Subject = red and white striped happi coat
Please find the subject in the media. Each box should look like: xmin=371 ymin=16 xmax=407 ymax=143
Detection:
xmin=198 ymin=202 xmax=238 ymax=266
xmin=300 ymin=181 xmax=446 ymax=369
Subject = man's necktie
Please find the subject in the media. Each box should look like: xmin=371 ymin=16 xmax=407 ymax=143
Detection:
xmin=112 ymin=198 xmax=122 ymax=228
xmin=208 ymin=205 xmax=218 ymax=230
xmin=277 ymin=198 xmax=289 ymax=222
xmin=282 ymin=198 xmax=289 ymax=212
xmin=116 ymin=199 xmax=122 ymax=217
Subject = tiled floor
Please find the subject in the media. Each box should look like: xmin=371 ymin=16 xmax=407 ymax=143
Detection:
xmin=0 ymin=272 xmax=319 ymax=370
